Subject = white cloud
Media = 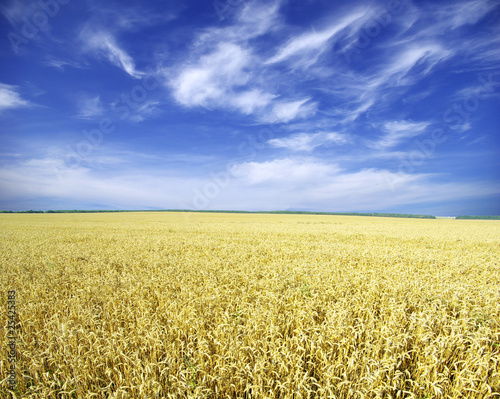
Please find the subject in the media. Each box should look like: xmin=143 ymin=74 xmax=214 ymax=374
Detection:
xmin=128 ymin=101 xmax=161 ymax=122
xmin=467 ymin=135 xmax=487 ymax=145
xmin=435 ymin=0 xmax=497 ymax=30
xmin=197 ymin=1 xmax=282 ymax=45
xmin=169 ymin=42 xmax=279 ymax=117
xmin=80 ymin=28 xmax=143 ymax=79
xmin=170 ymin=43 xmax=250 ymax=108
xmin=402 ymin=89 xmax=434 ymax=104
xmin=0 ymin=83 xmax=29 ymax=111
xmin=266 ymin=9 xmax=372 ymax=68
xmin=352 ymin=43 xmax=452 ymax=95
xmin=237 ymin=1 xmax=282 ymax=35
xmin=370 ymin=120 xmax=430 ymax=149
xmin=340 ymin=99 xmax=374 ymax=123
xmin=232 ymin=158 xmax=339 ymax=184
xmin=0 ymin=153 xmax=21 ymax=157
xmin=453 ymin=122 xmax=472 ymax=134
xmin=452 ymin=84 xmax=500 ymax=102
xmin=385 ymin=44 xmax=450 ymax=85
xmin=262 ymin=99 xmax=317 ymax=124
xmin=232 ymin=90 xmax=277 ymax=115
xmin=114 ymin=7 xmax=177 ymax=30
xmin=268 ymin=132 xmax=349 ymax=152
xmin=42 ymin=57 xmax=87 ymax=71
xmin=77 ymin=95 xmax=103 ymax=118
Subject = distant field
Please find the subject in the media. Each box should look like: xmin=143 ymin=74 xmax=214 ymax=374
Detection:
xmin=1 ymin=212 xmax=499 ymax=398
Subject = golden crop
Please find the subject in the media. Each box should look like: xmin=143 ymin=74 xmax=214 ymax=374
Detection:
xmin=1 ymin=212 xmax=499 ymax=398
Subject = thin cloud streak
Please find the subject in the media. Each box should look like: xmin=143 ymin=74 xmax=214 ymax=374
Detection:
xmin=369 ymin=120 xmax=430 ymax=150
xmin=0 ymin=83 xmax=29 ymax=111
xmin=77 ymin=95 xmax=103 ymax=118
xmin=80 ymin=27 xmax=143 ymax=78
xmin=266 ymin=8 xmax=373 ymax=68
xmin=268 ymin=132 xmax=349 ymax=152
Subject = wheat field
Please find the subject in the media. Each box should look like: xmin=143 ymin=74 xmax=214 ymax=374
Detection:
xmin=1 ymin=212 xmax=499 ymax=398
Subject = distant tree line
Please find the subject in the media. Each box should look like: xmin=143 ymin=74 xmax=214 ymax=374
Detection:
xmin=0 ymin=209 xmax=437 ymax=219
xmin=0 ymin=210 xmax=43 ymax=213
xmin=45 ymin=210 xmax=127 ymax=213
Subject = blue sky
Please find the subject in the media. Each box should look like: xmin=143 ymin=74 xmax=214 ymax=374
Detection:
xmin=0 ymin=0 xmax=499 ymax=215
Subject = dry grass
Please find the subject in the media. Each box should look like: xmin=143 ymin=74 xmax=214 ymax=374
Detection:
xmin=1 ymin=212 xmax=499 ymax=398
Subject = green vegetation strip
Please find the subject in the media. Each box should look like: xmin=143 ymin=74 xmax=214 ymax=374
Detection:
xmin=0 ymin=209 xmax=440 ymax=219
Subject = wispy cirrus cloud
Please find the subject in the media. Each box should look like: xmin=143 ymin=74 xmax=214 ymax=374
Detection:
xmin=269 ymin=132 xmax=349 ymax=152
xmin=308 ymin=2 xmax=495 ymax=128
xmin=169 ymin=43 xmax=254 ymax=108
xmin=262 ymin=99 xmax=317 ymax=124
xmin=429 ymin=0 xmax=497 ymax=30
xmin=79 ymin=27 xmax=143 ymax=78
xmin=348 ymin=43 xmax=452 ymax=102
xmin=77 ymin=95 xmax=103 ymax=118
xmin=265 ymin=8 xmax=373 ymax=68
xmin=128 ymin=101 xmax=161 ymax=122
xmin=111 ymin=6 xmax=178 ymax=30
xmin=381 ymin=44 xmax=451 ymax=86
xmin=196 ymin=1 xmax=283 ymax=45
xmin=231 ymin=89 xmax=277 ymax=115
xmin=0 ymin=83 xmax=29 ymax=111
xmin=309 ymin=41 xmax=452 ymax=127
xmin=369 ymin=120 xmax=430 ymax=149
